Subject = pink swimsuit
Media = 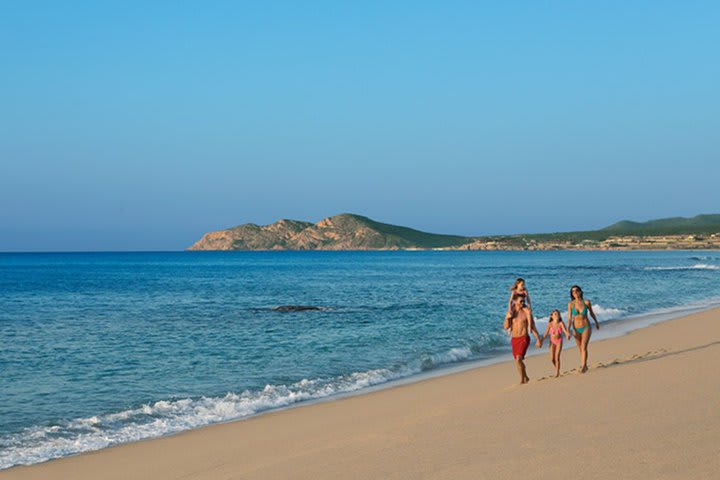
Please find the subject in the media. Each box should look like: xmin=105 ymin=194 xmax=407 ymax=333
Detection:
xmin=549 ymin=325 xmax=563 ymax=345
xmin=511 ymin=290 xmax=529 ymax=308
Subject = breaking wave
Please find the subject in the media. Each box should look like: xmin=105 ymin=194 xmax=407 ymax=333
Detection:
xmin=0 ymin=333 xmax=505 ymax=470
xmin=535 ymin=304 xmax=626 ymax=324
xmin=644 ymin=264 xmax=719 ymax=271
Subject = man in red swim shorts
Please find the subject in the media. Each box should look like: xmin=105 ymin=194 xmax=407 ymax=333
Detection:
xmin=504 ymin=294 xmax=541 ymax=384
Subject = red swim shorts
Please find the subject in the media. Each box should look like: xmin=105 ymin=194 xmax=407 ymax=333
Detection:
xmin=511 ymin=335 xmax=530 ymax=359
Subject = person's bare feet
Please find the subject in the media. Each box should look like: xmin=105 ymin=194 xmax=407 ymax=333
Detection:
xmin=581 ymin=365 xmax=588 ymax=373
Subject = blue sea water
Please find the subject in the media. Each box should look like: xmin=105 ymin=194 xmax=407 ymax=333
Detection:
xmin=1 ymin=250 xmax=719 ymax=469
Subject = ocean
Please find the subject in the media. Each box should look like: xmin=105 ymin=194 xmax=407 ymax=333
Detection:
xmin=1 ymin=250 xmax=719 ymax=469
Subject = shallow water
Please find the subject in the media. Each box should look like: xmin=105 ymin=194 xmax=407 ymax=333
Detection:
xmin=1 ymin=250 xmax=719 ymax=468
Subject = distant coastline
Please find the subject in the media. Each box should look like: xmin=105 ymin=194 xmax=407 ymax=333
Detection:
xmin=188 ymin=213 xmax=720 ymax=251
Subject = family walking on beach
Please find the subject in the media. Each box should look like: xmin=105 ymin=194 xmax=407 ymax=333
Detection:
xmin=504 ymin=279 xmax=600 ymax=384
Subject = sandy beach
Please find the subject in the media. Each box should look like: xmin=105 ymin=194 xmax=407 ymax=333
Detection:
xmin=3 ymin=308 xmax=719 ymax=480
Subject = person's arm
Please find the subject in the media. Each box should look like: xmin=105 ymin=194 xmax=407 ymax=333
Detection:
xmin=503 ymin=311 xmax=512 ymax=332
xmin=541 ymin=321 xmax=551 ymax=344
xmin=529 ymin=309 xmax=542 ymax=346
xmin=567 ymin=303 xmax=574 ymax=333
xmin=526 ymin=292 xmax=534 ymax=320
xmin=560 ymin=320 xmax=571 ymax=339
xmin=587 ymin=300 xmax=600 ymax=329
xmin=507 ymin=291 xmax=514 ymax=313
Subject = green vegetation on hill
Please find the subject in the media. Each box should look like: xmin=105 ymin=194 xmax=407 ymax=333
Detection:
xmin=341 ymin=214 xmax=473 ymax=248
xmin=503 ymin=214 xmax=720 ymax=243
xmin=189 ymin=213 xmax=720 ymax=251
xmin=188 ymin=213 xmax=475 ymax=250
xmin=599 ymin=214 xmax=720 ymax=236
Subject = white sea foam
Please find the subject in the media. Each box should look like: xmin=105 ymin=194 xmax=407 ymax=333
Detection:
xmin=591 ymin=304 xmax=626 ymax=320
xmin=535 ymin=304 xmax=626 ymax=326
xmin=0 ymin=336 xmax=505 ymax=470
xmin=1 ymin=293 xmax=712 ymax=471
xmin=644 ymin=263 xmax=719 ymax=271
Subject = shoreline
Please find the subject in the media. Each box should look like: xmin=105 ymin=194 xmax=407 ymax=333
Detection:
xmin=3 ymin=299 xmax=720 ymax=470
xmin=3 ymin=298 xmax=720 ymax=471
xmin=3 ymin=305 xmax=720 ymax=479
xmin=3 ymin=250 xmax=718 ymax=472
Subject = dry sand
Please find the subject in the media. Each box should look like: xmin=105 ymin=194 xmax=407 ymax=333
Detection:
xmin=3 ymin=308 xmax=719 ymax=480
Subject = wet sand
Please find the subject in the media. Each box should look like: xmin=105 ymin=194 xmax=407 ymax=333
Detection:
xmin=3 ymin=308 xmax=719 ymax=480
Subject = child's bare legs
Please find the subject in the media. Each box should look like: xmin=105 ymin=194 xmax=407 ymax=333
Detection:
xmin=553 ymin=342 xmax=563 ymax=377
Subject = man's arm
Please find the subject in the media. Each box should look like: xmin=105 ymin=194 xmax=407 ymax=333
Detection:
xmin=503 ymin=311 xmax=513 ymax=332
xmin=528 ymin=308 xmax=542 ymax=346
xmin=541 ymin=321 xmax=551 ymax=342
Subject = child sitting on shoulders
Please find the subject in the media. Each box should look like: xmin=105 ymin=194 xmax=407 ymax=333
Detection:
xmin=506 ymin=278 xmax=532 ymax=334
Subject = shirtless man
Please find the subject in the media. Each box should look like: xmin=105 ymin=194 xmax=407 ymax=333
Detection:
xmin=503 ymin=294 xmax=542 ymax=384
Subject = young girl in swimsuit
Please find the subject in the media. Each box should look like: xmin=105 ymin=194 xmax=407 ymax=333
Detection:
xmin=567 ymin=285 xmax=600 ymax=373
xmin=507 ymin=278 xmax=531 ymax=312
xmin=541 ymin=310 xmax=570 ymax=377
xmin=506 ymin=278 xmax=532 ymax=335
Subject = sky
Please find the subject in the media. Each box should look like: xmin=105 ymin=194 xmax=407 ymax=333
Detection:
xmin=1 ymin=1 xmax=719 ymax=251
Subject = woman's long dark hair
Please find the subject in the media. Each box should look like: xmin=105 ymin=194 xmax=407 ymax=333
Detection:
xmin=570 ymin=285 xmax=584 ymax=299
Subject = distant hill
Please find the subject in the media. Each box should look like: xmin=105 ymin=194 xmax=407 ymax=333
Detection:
xmin=188 ymin=213 xmax=720 ymax=251
xmin=518 ymin=214 xmax=720 ymax=243
xmin=599 ymin=214 xmax=720 ymax=236
xmin=188 ymin=214 xmax=474 ymax=250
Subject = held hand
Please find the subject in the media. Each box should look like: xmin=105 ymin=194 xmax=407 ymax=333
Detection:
xmin=566 ymin=334 xmax=571 ymax=340
xmin=536 ymin=339 xmax=542 ymax=348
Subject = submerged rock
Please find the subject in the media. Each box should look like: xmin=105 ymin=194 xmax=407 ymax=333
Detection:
xmin=272 ymin=305 xmax=325 ymax=312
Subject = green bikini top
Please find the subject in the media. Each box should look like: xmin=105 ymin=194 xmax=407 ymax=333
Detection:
xmin=571 ymin=301 xmax=588 ymax=317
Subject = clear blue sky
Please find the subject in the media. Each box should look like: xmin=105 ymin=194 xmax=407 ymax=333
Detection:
xmin=2 ymin=1 xmax=719 ymax=251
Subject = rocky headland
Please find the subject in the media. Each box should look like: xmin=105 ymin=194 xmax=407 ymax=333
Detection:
xmin=188 ymin=214 xmax=720 ymax=251
xmin=188 ymin=214 xmax=471 ymax=251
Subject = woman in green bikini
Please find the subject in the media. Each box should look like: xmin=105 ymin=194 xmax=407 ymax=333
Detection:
xmin=567 ymin=285 xmax=600 ymax=373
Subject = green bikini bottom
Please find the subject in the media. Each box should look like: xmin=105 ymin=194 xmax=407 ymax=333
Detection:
xmin=574 ymin=325 xmax=589 ymax=335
